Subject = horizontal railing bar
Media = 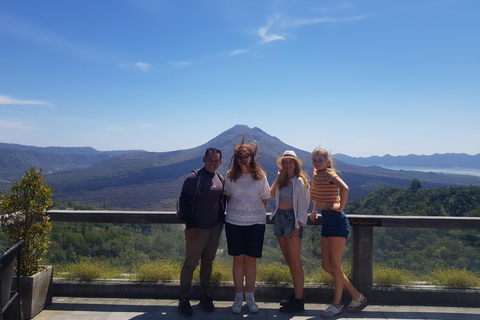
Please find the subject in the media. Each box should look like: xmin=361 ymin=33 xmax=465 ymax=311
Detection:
xmin=48 ymin=210 xmax=480 ymax=228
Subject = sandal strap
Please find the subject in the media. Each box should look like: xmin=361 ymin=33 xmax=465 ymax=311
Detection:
xmin=325 ymin=304 xmax=343 ymax=313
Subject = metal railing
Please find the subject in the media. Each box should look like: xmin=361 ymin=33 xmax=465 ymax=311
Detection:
xmin=48 ymin=210 xmax=480 ymax=296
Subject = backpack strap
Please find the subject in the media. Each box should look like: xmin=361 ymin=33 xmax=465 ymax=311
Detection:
xmin=191 ymin=169 xmax=224 ymax=207
xmin=190 ymin=169 xmax=202 ymax=205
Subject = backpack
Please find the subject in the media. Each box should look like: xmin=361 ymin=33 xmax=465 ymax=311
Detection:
xmin=176 ymin=169 xmax=225 ymax=221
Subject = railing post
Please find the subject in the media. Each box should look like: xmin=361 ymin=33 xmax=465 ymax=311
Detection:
xmin=351 ymin=225 xmax=373 ymax=296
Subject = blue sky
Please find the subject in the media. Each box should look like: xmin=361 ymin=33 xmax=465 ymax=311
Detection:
xmin=1 ymin=0 xmax=479 ymax=157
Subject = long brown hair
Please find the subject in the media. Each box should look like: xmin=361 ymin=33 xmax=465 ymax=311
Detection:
xmin=227 ymin=136 xmax=265 ymax=181
xmin=277 ymin=159 xmax=310 ymax=190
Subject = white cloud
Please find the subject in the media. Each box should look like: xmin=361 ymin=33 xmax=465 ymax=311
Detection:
xmin=135 ymin=62 xmax=152 ymax=72
xmin=0 ymin=94 xmax=53 ymax=106
xmin=230 ymin=49 xmax=249 ymax=56
xmin=258 ymin=16 xmax=285 ymax=44
xmin=257 ymin=14 xmax=367 ymax=44
xmin=288 ymin=15 xmax=367 ymax=27
xmin=118 ymin=62 xmax=154 ymax=72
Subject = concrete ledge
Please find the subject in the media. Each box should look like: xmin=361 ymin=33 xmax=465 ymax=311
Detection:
xmin=53 ymin=279 xmax=480 ymax=307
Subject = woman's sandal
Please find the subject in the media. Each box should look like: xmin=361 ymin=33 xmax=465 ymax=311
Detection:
xmin=321 ymin=304 xmax=343 ymax=318
xmin=346 ymin=293 xmax=368 ymax=313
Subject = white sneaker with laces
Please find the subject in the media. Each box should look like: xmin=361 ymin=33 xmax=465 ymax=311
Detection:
xmin=231 ymin=299 xmax=242 ymax=314
xmin=246 ymin=299 xmax=259 ymax=313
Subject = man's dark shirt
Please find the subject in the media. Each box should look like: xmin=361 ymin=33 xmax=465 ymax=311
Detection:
xmin=180 ymin=167 xmax=224 ymax=229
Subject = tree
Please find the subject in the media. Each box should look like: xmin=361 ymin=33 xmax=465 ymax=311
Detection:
xmin=410 ymin=179 xmax=422 ymax=192
xmin=1 ymin=167 xmax=53 ymax=276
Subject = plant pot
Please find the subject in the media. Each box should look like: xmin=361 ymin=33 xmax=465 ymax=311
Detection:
xmin=13 ymin=266 xmax=53 ymax=320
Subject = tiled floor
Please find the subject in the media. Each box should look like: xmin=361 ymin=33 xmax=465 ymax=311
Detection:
xmin=32 ymin=297 xmax=480 ymax=320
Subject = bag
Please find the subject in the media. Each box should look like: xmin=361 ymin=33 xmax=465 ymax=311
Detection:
xmin=176 ymin=169 xmax=202 ymax=221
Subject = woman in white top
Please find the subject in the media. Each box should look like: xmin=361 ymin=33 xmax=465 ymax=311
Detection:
xmin=224 ymin=138 xmax=270 ymax=314
xmin=269 ymin=150 xmax=310 ymax=313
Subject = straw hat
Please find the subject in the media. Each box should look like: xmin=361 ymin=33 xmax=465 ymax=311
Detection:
xmin=276 ymin=150 xmax=303 ymax=168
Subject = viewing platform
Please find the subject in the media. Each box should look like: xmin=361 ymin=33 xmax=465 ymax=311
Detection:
xmin=33 ymin=296 xmax=480 ymax=319
xmin=29 ymin=211 xmax=480 ymax=319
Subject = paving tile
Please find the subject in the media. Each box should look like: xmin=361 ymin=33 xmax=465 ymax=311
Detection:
xmin=31 ymin=297 xmax=480 ymax=320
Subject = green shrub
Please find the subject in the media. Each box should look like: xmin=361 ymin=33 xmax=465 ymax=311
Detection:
xmin=374 ymin=265 xmax=414 ymax=286
xmin=1 ymin=167 xmax=52 ymax=276
xmin=193 ymin=261 xmax=232 ymax=283
xmin=257 ymin=262 xmax=291 ymax=283
xmin=133 ymin=260 xmax=179 ymax=281
xmin=64 ymin=259 xmax=123 ymax=280
xmin=308 ymin=267 xmax=333 ymax=285
xmin=427 ymin=267 xmax=480 ymax=288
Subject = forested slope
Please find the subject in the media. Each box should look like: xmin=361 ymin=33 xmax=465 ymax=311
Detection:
xmin=2 ymin=181 xmax=479 ymax=276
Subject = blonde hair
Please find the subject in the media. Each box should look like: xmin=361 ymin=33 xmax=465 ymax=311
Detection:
xmin=277 ymin=158 xmax=310 ymax=190
xmin=227 ymin=136 xmax=265 ymax=182
xmin=312 ymin=147 xmax=339 ymax=174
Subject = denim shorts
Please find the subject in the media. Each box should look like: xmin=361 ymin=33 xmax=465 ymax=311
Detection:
xmin=274 ymin=209 xmax=304 ymax=239
xmin=225 ymin=223 xmax=265 ymax=258
xmin=321 ymin=210 xmax=350 ymax=238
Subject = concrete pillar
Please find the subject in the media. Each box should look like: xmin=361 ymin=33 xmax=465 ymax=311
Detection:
xmin=351 ymin=226 xmax=373 ymax=295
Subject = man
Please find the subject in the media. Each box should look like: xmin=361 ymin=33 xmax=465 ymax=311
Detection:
xmin=178 ymin=148 xmax=225 ymax=317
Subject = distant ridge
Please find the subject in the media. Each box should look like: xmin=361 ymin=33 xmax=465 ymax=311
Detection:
xmin=2 ymin=125 xmax=480 ymax=210
xmin=335 ymin=153 xmax=480 ymax=169
xmin=0 ymin=143 xmax=139 ymax=181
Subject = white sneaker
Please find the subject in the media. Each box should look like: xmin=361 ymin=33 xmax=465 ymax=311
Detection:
xmin=246 ymin=299 xmax=259 ymax=313
xmin=231 ymin=299 xmax=242 ymax=314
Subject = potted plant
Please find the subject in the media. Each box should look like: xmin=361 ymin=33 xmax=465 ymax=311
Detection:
xmin=1 ymin=167 xmax=53 ymax=319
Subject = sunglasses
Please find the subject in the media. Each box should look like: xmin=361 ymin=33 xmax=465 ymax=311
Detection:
xmin=236 ymin=154 xmax=251 ymax=159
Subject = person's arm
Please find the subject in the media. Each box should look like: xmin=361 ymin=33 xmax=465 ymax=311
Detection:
xmin=332 ymin=176 xmax=349 ymax=212
xmin=262 ymin=199 xmax=268 ymax=209
xmin=290 ymin=183 xmax=304 ymax=238
xmin=289 ymin=223 xmax=301 ymax=240
xmin=309 ymin=200 xmax=319 ymax=221
xmin=270 ymin=170 xmax=282 ymax=198
xmin=180 ymin=172 xmax=198 ymax=229
xmin=179 ymin=192 xmax=198 ymax=241
xmin=179 ymin=192 xmax=195 ymax=229
xmin=259 ymin=174 xmax=271 ymax=209
xmin=296 ymin=179 xmax=310 ymax=227
xmin=310 ymin=177 xmax=319 ymax=221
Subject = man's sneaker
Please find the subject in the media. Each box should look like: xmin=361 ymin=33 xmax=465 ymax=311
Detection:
xmin=280 ymin=294 xmax=294 ymax=306
xmin=231 ymin=298 xmax=243 ymax=314
xmin=199 ymin=294 xmax=214 ymax=312
xmin=279 ymin=297 xmax=305 ymax=313
xmin=178 ymin=299 xmax=193 ymax=317
xmin=246 ymin=299 xmax=259 ymax=313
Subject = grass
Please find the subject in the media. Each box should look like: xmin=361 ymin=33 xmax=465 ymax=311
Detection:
xmin=308 ymin=267 xmax=333 ymax=285
xmin=373 ymin=265 xmax=415 ymax=286
xmin=193 ymin=261 xmax=232 ymax=283
xmin=257 ymin=262 xmax=291 ymax=283
xmin=53 ymin=260 xmax=480 ymax=289
xmin=427 ymin=267 xmax=480 ymax=288
xmin=59 ymin=258 xmax=124 ymax=281
xmin=133 ymin=260 xmax=179 ymax=281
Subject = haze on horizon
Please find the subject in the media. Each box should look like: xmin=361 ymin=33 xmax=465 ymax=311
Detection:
xmin=1 ymin=1 xmax=479 ymax=157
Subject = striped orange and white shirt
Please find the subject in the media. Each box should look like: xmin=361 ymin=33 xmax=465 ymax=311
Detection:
xmin=311 ymin=168 xmax=341 ymax=203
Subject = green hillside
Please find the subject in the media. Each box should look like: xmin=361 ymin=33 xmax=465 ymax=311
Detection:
xmin=3 ymin=183 xmax=479 ymax=279
xmin=346 ymin=179 xmax=480 ymax=217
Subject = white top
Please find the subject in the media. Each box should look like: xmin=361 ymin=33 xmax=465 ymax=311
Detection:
xmin=270 ymin=176 xmax=310 ymax=229
xmin=224 ymin=172 xmax=271 ymax=226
